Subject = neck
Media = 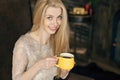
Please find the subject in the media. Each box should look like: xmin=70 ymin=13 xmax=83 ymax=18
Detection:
xmin=30 ymin=29 xmax=50 ymax=45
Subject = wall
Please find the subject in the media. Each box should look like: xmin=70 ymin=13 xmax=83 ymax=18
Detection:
xmin=0 ymin=0 xmax=31 ymax=79
xmin=92 ymin=0 xmax=120 ymax=74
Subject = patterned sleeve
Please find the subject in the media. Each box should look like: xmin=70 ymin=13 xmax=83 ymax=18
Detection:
xmin=12 ymin=39 xmax=28 ymax=80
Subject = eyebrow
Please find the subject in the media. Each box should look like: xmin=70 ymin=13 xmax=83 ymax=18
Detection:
xmin=46 ymin=14 xmax=62 ymax=16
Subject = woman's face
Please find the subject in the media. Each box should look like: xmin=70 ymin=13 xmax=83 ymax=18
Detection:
xmin=42 ymin=7 xmax=62 ymax=35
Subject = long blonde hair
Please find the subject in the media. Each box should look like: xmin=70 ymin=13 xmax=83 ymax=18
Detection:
xmin=31 ymin=0 xmax=70 ymax=56
xmin=31 ymin=0 xmax=70 ymax=78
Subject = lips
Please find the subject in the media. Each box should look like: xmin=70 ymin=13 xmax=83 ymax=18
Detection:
xmin=48 ymin=26 xmax=58 ymax=31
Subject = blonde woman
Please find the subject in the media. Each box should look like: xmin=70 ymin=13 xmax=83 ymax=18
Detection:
xmin=12 ymin=0 xmax=72 ymax=80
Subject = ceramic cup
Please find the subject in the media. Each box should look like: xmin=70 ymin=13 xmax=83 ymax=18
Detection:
xmin=56 ymin=53 xmax=75 ymax=70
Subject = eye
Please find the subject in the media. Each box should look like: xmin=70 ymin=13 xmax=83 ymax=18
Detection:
xmin=47 ymin=16 xmax=52 ymax=20
xmin=58 ymin=15 xmax=62 ymax=20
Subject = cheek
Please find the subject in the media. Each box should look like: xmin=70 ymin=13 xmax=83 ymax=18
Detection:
xmin=44 ymin=20 xmax=49 ymax=26
xmin=58 ymin=20 xmax=62 ymax=25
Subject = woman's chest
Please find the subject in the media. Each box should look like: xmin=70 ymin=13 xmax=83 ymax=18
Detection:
xmin=26 ymin=43 xmax=53 ymax=68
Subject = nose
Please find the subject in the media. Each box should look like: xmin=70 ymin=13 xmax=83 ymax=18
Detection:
xmin=52 ymin=19 xmax=58 ymax=25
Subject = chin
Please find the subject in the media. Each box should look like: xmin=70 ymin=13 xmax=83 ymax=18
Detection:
xmin=50 ymin=32 xmax=56 ymax=34
xmin=49 ymin=29 xmax=57 ymax=34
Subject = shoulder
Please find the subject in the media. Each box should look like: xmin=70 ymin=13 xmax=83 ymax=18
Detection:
xmin=15 ymin=33 xmax=31 ymax=45
xmin=13 ymin=33 xmax=30 ymax=50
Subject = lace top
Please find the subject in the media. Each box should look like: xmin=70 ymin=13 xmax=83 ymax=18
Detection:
xmin=12 ymin=33 xmax=57 ymax=80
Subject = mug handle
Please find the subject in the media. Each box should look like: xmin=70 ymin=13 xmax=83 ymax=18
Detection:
xmin=55 ymin=57 xmax=60 ymax=67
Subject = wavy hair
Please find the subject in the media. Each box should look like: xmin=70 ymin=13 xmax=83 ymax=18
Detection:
xmin=30 ymin=0 xmax=70 ymax=78
xmin=31 ymin=0 xmax=70 ymax=56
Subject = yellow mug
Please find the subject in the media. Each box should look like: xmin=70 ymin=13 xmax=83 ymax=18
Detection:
xmin=56 ymin=53 xmax=75 ymax=70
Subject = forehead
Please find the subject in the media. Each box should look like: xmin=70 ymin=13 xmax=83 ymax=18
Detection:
xmin=45 ymin=7 xmax=62 ymax=16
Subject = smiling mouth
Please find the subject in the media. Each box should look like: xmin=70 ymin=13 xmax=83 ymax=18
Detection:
xmin=48 ymin=26 xmax=58 ymax=31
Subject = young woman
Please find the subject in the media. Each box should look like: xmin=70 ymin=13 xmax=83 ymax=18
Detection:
xmin=12 ymin=0 xmax=72 ymax=80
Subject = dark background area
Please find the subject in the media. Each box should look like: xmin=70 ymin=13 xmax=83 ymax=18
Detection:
xmin=0 ymin=0 xmax=32 ymax=79
xmin=0 ymin=0 xmax=120 ymax=80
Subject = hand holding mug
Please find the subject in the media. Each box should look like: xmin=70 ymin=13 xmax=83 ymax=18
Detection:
xmin=38 ymin=56 xmax=58 ymax=69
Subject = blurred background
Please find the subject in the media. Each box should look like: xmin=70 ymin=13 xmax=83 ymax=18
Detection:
xmin=0 ymin=0 xmax=120 ymax=80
